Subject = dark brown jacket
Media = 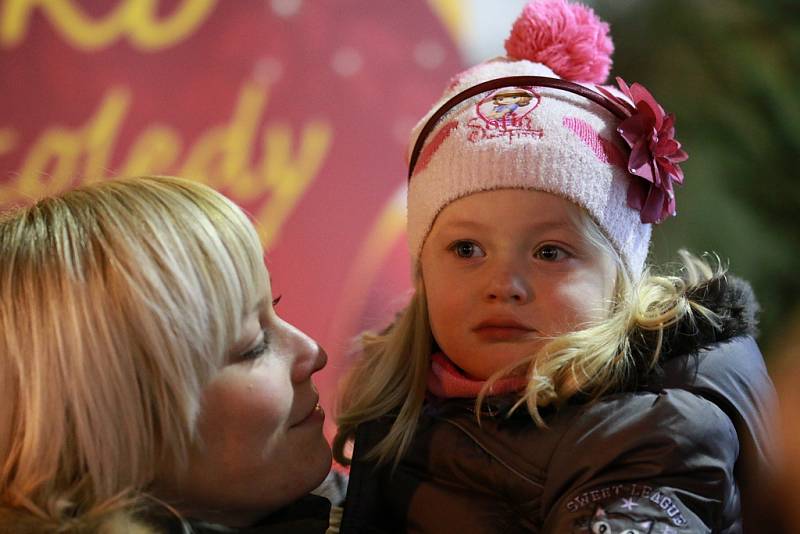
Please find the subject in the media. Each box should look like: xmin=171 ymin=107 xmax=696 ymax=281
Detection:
xmin=341 ymin=277 xmax=775 ymax=533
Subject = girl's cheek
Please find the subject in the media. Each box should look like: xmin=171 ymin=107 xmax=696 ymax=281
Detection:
xmin=546 ymin=283 xmax=600 ymax=327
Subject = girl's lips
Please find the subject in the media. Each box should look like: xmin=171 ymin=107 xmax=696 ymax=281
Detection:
xmin=473 ymin=326 xmax=537 ymax=342
xmin=474 ymin=316 xmax=535 ymax=330
xmin=473 ymin=317 xmax=537 ymax=342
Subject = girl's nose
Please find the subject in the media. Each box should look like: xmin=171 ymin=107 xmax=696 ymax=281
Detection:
xmin=485 ymin=266 xmax=532 ymax=304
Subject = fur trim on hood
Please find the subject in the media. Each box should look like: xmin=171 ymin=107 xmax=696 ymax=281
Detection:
xmin=629 ymin=273 xmax=760 ymax=387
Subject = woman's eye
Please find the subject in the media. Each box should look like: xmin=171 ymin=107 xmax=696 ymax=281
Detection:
xmin=534 ymin=245 xmax=567 ymax=261
xmin=272 ymin=294 xmax=282 ymax=307
xmin=449 ymin=240 xmax=485 ymax=258
xmin=239 ymin=330 xmax=269 ymax=360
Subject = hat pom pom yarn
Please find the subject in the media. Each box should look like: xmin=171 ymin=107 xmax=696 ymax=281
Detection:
xmin=504 ymin=0 xmax=614 ymax=84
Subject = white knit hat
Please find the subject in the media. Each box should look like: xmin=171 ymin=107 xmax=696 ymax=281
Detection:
xmin=406 ymin=0 xmax=688 ymax=277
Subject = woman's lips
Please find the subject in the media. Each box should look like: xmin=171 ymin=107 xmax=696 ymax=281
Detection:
xmin=292 ymin=400 xmax=325 ymax=428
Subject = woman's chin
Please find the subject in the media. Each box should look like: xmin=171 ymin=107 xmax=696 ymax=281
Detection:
xmin=307 ymin=439 xmax=334 ymax=488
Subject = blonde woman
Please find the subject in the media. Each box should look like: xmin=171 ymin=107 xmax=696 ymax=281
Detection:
xmin=0 ymin=175 xmax=333 ymax=533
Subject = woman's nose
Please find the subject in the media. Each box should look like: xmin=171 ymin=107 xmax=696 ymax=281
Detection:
xmin=283 ymin=321 xmax=327 ymax=383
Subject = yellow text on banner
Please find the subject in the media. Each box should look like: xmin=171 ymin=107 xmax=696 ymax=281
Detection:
xmin=1 ymin=0 xmax=217 ymax=51
xmin=0 ymin=79 xmax=333 ymax=249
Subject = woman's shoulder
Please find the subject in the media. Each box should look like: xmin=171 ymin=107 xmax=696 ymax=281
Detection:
xmin=0 ymin=507 xmax=157 ymax=534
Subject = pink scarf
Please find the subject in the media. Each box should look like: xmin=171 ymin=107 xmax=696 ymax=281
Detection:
xmin=427 ymin=352 xmax=528 ymax=399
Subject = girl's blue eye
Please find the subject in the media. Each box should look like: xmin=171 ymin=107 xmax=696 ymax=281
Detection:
xmin=534 ymin=245 xmax=567 ymax=261
xmin=449 ymin=240 xmax=485 ymax=258
xmin=240 ymin=330 xmax=269 ymax=360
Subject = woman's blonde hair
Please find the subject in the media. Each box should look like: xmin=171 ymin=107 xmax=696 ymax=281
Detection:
xmin=0 ymin=176 xmax=267 ymax=531
xmin=334 ymin=207 xmax=722 ymax=466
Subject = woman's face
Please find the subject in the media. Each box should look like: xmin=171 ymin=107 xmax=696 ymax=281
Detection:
xmin=158 ymin=280 xmax=331 ymax=526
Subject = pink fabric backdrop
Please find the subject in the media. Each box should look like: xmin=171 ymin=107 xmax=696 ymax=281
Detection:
xmin=0 ymin=0 xmax=463 ymax=439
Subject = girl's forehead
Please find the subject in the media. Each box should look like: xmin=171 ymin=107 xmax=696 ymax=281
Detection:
xmin=434 ymin=189 xmax=583 ymax=231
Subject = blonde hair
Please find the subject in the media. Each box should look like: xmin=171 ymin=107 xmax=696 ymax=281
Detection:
xmin=0 ymin=176 xmax=267 ymax=531
xmin=334 ymin=208 xmax=722 ymax=466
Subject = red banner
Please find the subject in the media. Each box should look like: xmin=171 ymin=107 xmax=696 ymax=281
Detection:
xmin=0 ymin=0 xmax=463 ymax=438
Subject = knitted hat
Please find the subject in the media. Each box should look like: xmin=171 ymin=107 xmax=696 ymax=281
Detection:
xmin=406 ymin=0 xmax=687 ymax=277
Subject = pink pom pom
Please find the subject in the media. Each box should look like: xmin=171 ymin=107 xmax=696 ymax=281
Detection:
xmin=504 ymin=0 xmax=614 ymax=83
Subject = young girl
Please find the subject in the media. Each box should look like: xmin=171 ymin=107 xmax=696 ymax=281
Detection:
xmin=334 ymin=1 xmax=775 ymax=532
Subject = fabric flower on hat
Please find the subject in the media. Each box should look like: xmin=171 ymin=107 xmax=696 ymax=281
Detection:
xmin=598 ymin=78 xmax=689 ymax=224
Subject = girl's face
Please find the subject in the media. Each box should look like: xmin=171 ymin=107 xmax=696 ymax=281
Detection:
xmin=420 ymin=189 xmax=617 ymax=379
xmin=157 ymin=278 xmax=331 ymax=526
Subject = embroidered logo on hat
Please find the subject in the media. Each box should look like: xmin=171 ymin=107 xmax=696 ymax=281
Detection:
xmin=468 ymin=87 xmax=544 ymax=143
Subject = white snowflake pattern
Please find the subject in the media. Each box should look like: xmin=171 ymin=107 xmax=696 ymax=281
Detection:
xmin=270 ymin=0 xmax=302 ymax=18
xmin=331 ymin=47 xmax=363 ymax=77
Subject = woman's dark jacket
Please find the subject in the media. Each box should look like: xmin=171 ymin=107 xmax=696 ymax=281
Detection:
xmin=153 ymin=494 xmax=332 ymax=533
xmin=340 ymin=276 xmax=776 ymax=533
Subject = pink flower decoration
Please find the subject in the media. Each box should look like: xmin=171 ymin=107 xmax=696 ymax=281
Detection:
xmin=597 ymin=77 xmax=689 ymax=224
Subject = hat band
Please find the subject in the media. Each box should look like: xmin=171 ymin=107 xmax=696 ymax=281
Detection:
xmin=408 ymin=75 xmax=626 ymax=179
